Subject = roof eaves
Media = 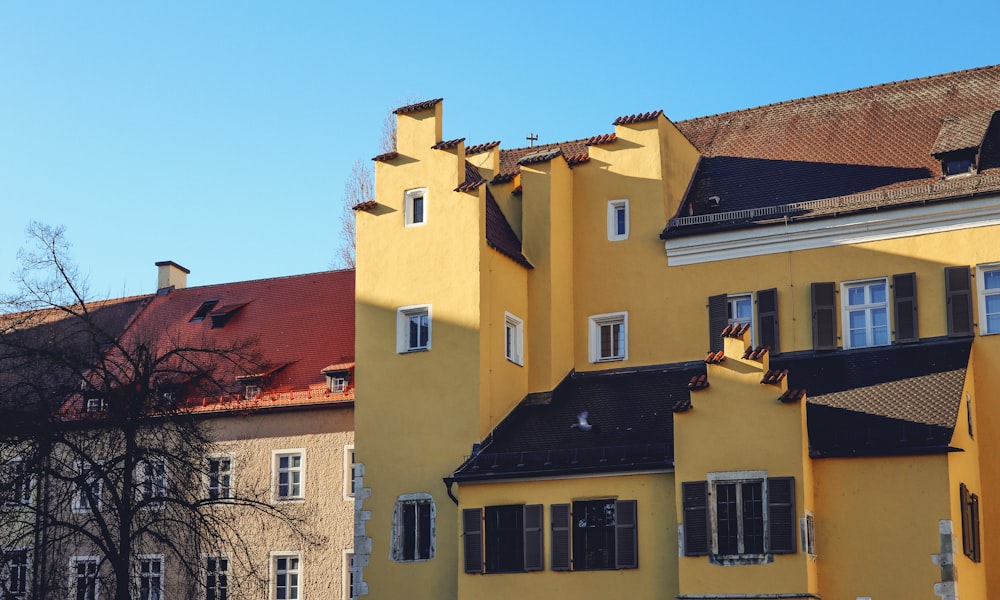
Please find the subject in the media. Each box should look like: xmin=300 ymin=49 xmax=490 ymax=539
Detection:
xmin=432 ymin=137 xmax=465 ymax=150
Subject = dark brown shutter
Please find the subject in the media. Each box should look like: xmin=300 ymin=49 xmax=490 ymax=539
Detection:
xmin=708 ymin=294 xmax=728 ymax=352
xmin=523 ymin=504 xmax=543 ymax=571
xmin=811 ymin=282 xmax=837 ymax=350
xmin=615 ymin=500 xmax=638 ymax=569
xmin=892 ymin=273 xmax=919 ymax=343
xmin=550 ymin=503 xmax=571 ymax=570
xmin=768 ymin=477 xmax=796 ymax=554
xmin=682 ymin=481 xmax=709 ymax=556
xmin=462 ymin=508 xmax=483 ymax=574
xmin=945 ymin=266 xmax=974 ymax=337
xmin=960 ymin=483 xmax=982 ymax=562
xmin=756 ymin=288 xmax=780 ymax=354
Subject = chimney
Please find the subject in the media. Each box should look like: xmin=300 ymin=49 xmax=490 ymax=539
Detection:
xmin=155 ymin=261 xmax=190 ymax=291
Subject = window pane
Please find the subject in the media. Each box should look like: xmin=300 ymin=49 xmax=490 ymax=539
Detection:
xmin=869 ymin=282 xmax=887 ymax=304
xmin=418 ymin=501 xmax=432 ymax=559
xmin=615 ymin=206 xmax=626 ymax=235
xmin=600 ymin=324 xmax=612 ymax=357
xmin=848 ymin=286 xmax=866 ymax=306
xmin=741 ymin=482 xmax=764 ymax=554
xmin=734 ymin=298 xmax=752 ymax=320
xmin=412 ymin=196 xmax=424 ymax=223
xmin=984 ymin=270 xmax=1000 ymax=290
xmin=716 ymin=483 xmax=739 ymax=555
xmin=849 ymin=310 xmax=867 ymax=329
xmin=402 ymin=503 xmax=416 ymax=561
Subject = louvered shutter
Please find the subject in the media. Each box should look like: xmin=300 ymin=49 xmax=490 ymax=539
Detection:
xmin=756 ymin=288 xmax=780 ymax=354
xmin=615 ymin=500 xmax=638 ymax=569
xmin=945 ymin=266 xmax=974 ymax=337
xmin=462 ymin=508 xmax=483 ymax=574
xmin=682 ymin=481 xmax=709 ymax=556
xmin=811 ymin=282 xmax=837 ymax=350
xmin=768 ymin=477 xmax=796 ymax=554
xmin=708 ymin=294 xmax=728 ymax=352
xmin=892 ymin=273 xmax=919 ymax=343
xmin=523 ymin=504 xmax=543 ymax=571
xmin=550 ymin=504 xmax=571 ymax=570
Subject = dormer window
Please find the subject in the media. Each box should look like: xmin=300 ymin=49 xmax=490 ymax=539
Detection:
xmin=931 ymin=111 xmax=994 ymax=179
xmin=321 ymin=362 xmax=355 ymax=395
xmin=208 ymin=303 xmax=247 ymax=329
xmin=943 ymin=155 xmax=976 ymax=177
xmin=328 ymin=376 xmax=348 ymax=393
xmin=244 ymin=385 xmax=261 ymax=400
xmin=190 ymin=300 xmax=220 ymax=323
xmin=85 ymin=397 xmax=107 ymax=413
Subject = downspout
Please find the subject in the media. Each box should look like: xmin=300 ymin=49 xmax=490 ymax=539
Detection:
xmin=442 ymin=477 xmax=459 ymax=506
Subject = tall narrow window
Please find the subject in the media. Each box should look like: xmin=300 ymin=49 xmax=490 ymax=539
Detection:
xmin=139 ymin=459 xmax=167 ymax=508
xmin=404 ymin=188 xmax=427 ymax=226
xmin=343 ymin=445 xmax=356 ymax=500
xmin=504 ymin=313 xmax=524 ymax=365
xmin=977 ymin=264 xmax=1000 ymax=335
xmin=391 ymin=494 xmax=435 ymax=562
xmin=272 ymin=554 xmax=300 ymax=600
xmin=4 ymin=458 xmax=32 ymax=507
xmin=205 ymin=555 xmax=229 ymax=600
xmin=589 ymin=312 xmax=627 ymax=363
xmin=71 ymin=557 xmax=99 ymax=600
xmin=274 ymin=451 xmax=304 ymax=501
xmin=397 ymin=305 xmax=431 ymax=353
xmin=607 ymin=200 xmax=629 ymax=241
xmin=960 ymin=483 xmax=981 ymax=562
xmin=1 ymin=549 xmax=28 ymax=600
xmin=72 ymin=463 xmax=102 ymax=512
xmin=138 ymin=556 xmax=163 ymax=600
xmin=842 ymin=278 xmax=889 ymax=348
xmin=343 ymin=551 xmax=355 ymax=600
xmin=206 ymin=456 xmax=233 ymax=500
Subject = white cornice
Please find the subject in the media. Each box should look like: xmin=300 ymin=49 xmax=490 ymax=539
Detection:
xmin=665 ymin=194 xmax=1000 ymax=265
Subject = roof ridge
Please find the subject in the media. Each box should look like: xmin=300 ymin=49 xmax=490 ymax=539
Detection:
xmin=500 ymin=136 xmax=596 ymax=155
xmin=677 ymin=64 xmax=1000 ymax=125
xmin=170 ymin=269 xmax=355 ymax=292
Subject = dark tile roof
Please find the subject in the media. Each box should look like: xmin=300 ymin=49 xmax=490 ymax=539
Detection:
xmin=485 ymin=182 xmax=532 ymax=268
xmin=393 ymin=98 xmax=442 ymax=115
xmin=613 ymin=110 xmax=663 ymax=126
xmin=455 ymin=161 xmax=486 ymax=193
xmin=371 ymin=151 xmax=398 ymax=162
xmin=466 ymin=141 xmax=500 ymax=155
xmin=586 ymin=133 xmax=616 ymax=146
xmin=497 ymin=139 xmax=590 ymax=182
xmin=932 ymin=111 xmax=995 ymax=155
xmin=432 ymin=137 xmax=464 ymax=150
xmin=518 ymin=148 xmax=563 ymax=166
xmin=665 ymin=65 xmax=1000 ymax=236
xmin=352 ymin=200 xmax=378 ymax=211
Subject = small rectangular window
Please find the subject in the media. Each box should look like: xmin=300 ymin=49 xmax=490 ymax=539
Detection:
xmin=397 ymin=305 xmax=431 ymax=353
xmin=391 ymin=494 xmax=435 ymax=562
xmin=961 ymin=483 xmax=981 ymax=562
xmin=138 ymin=459 xmax=167 ymax=508
xmin=72 ymin=463 xmax=102 ymax=513
xmin=977 ymin=264 xmax=1000 ymax=335
xmin=1 ymin=549 xmax=29 ymax=600
xmin=343 ymin=551 xmax=355 ymax=600
xmin=343 ymin=445 xmax=356 ymax=500
xmin=274 ymin=451 xmax=305 ymax=501
xmin=504 ymin=313 xmax=524 ymax=365
xmin=607 ymin=200 xmax=629 ymax=241
xmin=137 ymin=556 xmax=163 ymax=600
xmin=71 ymin=557 xmax=99 ymax=600
xmin=206 ymin=456 xmax=233 ymax=500
xmin=205 ymin=555 xmax=229 ymax=600
xmin=841 ymin=278 xmax=890 ymax=349
xmin=272 ymin=554 xmax=301 ymax=600
xmin=589 ymin=312 xmax=627 ymax=363
xmin=190 ymin=300 xmax=220 ymax=323
xmin=800 ymin=512 xmax=816 ymax=557
xmin=405 ymin=188 xmax=427 ymax=226
xmin=244 ymin=385 xmax=261 ymax=400
xmin=85 ymin=398 xmax=107 ymax=413
xmin=4 ymin=458 xmax=33 ymax=507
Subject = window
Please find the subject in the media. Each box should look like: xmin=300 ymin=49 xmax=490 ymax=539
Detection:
xmin=708 ymin=289 xmax=779 ymax=353
xmin=397 ymin=305 xmax=431 ymax=353
xmin=967 ymin=393 xmax=975 ymax=439
xmin=70 ymin=557 xmax=99 ymax=600
xmin=976 ymin=264 xmax=1000 ymax=335
xmin=550 ymin=500 xmax=637 ymax=570
xmin=607 ymin=199 xmax=629 ymax=241
xmin=682 ymin=473 xmax=796 ymax=564
xmin=588 ymin=312 xmax=627 ymax=363
xmin=138 ymin=459 xmax=167 ymax=508
xmin=72 ymin=463 xmax=102 ymax=512
xmin=391 ymin=494 xmax=435 ymax=562
xmin=342 ymin=551 xmax=355 ymax=600
xmin=190 ymin=300 xmax=219 ymax=323
xmin=328 ymin=376 xmax=348 ymax=393
xmin=3 ymin=458 xmax=32 ymax=507
xmin=960 ymin=483 xmax=981 ymax=562
xmin=462 ymin=505 xmax=543 ymax=574
xmin=841 ymin=278 xmax=890 ymax=349
xmin=944 ymin=156 xmax=975 ymax=177
xmin=205 ymin=555 xmax=229 ymax=600
xmin=271 ymin=553 xmax=300 ymax=600
xmin=800 ymin=511 xmax=816 ymax=557
xmin=244 ymin=385 xmax=261 ymax=400
xmin=504 ymin=313 xmax=524 ymax=366
xmin=727 ymin=293 xmax=754 ymax=340
xmin=137 ymin=556 xmax=163 ymax=600
xmin=343 ymin=445 xmax=355 ymax=500
xmin=85 ymin=398 xmax=107 ymax=413
xmin=274 ymin=451 xmax=304 ymax=501
xmin=1 ymin=549 xmax=28 ymax=600
xmin=404 ymin=188 xmax=427 ymax=226
xmin=206 ymin=456 xmax=233 ymax=500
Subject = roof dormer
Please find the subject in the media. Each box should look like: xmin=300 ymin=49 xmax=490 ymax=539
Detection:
xmin=931 ymin=111 xmax=997 ymax=178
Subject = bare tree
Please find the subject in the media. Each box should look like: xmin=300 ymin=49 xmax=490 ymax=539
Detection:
xmin=0 ymin=223 xmax=317 ymax=600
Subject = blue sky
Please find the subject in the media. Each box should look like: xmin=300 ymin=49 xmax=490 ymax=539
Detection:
xmin=2 ymin=1 xmax=998 ymax=298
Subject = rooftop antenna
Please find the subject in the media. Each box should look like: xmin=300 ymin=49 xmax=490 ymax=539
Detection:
xmin=526 ymin=133 xmax=538 ymax=147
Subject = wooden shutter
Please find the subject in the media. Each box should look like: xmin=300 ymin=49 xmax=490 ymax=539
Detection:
xmin=523 ymin=504 xmax=543 ymax=571
xmin=945 ymin=266 xmax=974 ymax=337
xmin=768 ymin=477 xmax=796 ymax=554
xmin=960 ymin=483 xmax=982 ymax=562
xmin=708 ymin=294 xmax=728 ymax=352
xmin=550 ymin=503 xmax=571 ymax=570
xmin=682 ymin=481 xmax=709 ymax=556
xmin=892 ymin=273 xmax=919 ymax=343
xmin=615 ymin=500 xmax=638 ymax=569
xmin=811 ymin=282 xmax=837 ymax=350
xmin=462 ymin=508 xmax=483 ymax=574
xmin=756 ymin=288 xmax=780 ymax=354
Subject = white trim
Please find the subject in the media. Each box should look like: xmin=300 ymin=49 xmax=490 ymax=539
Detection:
xmin=269 ymin=551 xmax=302 ymax=600
xmin=4 ymin=456 xmax=33 ymax=507
xmin=666 ymin=193 xmax=1000 ymax=265
xmin=2 ymin=545 xmax=30 ymax=599
xmin=69 ymin=556 xmax=100 ymax=600
xmin=397 ymin=304 xmax=432 ymax=353
xmin=588 ymin=312 xmax=628 ymax=363
xmin=342 ymin=549 xmax=355 ymax=600
xmin=343 ymin=445 xmax=355 ymax=501
xmin=137 ymin=458 xmax=168 ymax=510
xmin=976 ymin=262 xmax=1000 ymax=335
xmin=135 ymin=554 xmax=164 ymax=600
xmin=71 ymin=462 xmax=102 ymax=513
xmin=504 ymin=312 xmax=524 ymax=366
xmin=726 ymin=293 xmax=755 ymax=345
xmin=840 ymin=277 xmax=890 ymax=349
xmin=800 ymin=511 xmax=817 ymax=558
xmin=200 ymin=552 xmax=230 ymax=600
xmin=404 ymin=188 xmax=427 ymax=227
xmin=205 ymin=453 xmax=234 ymax=501
xmin=272 ymin=449 xmax=306 ymax=502
xmin=607 ymin=199 xmax=629 ymax=241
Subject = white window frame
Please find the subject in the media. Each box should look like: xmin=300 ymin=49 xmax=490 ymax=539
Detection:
xmin=69 ymin=556 xmax=100 ymax=600
xmin=342 ymin=550 xmax=355 ymax=600
xmin=707 ymin=470 xmax=769 ymax=563
xmin=205 ymin=454 xmax=234 ymax=501
xmin=588 ymin=312 xmax=628 ymax=363
xmin=390 ymin=493 xmax=436 ymax=562
xmin=136 ymin=554 xmax=164 ymax=600
xmin=800 ymin=511 xmax=817 ymax=558
xmin=328 ymin=375 xmax=348 ymax=393
xmin=137 ymin=458 xmax=167 ymax=509
xmin=85 ymin=398 xmax=106 ymax=413
xmin=273 ymin=450 xmax=305 ymax=502
xmin=269 ymin=552 xmax=302 ymax=600
xmin=2 ymin=546 xmax=30 ymax=600
xmin=840 ymin=277 xmax=890 ymax=349
xmin=727 ymin=293 xmax=755 ymax=344
xmin=244 ymin=385 xmax=261 ymax=400
xmin=504 ymin=312 xmax=524 ymax=366
xmin=976 ymin=263 xmax=1000 ymax=335
xmin=607 ymin=199 xmax=629 ymax=241
xmin=343 ymin=445 xmax=356 ymax=501
xmin=404 ymin=188 xmax=427 ymax=227
xmin=4 ymin=457 xmax=33 ymax=507
xmin=202 ymin=553 xmax=229 ymax=600
xmin=397 ymin=305 xmax=431 ymax=353
xmin=72 ymin=462 xmax=102 ymax=513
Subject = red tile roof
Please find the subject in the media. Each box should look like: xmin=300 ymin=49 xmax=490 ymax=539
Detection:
xmin=760 ymin=369 xmax=788 ymax=385
xmin=393 ymin=98 xmax=443 ymax=115
xmin=371 ymin=151 xmax=398 ymax=162
xmin=352 ymin=200 xmax=378 ymax=211
xmin=704 ymin=351 xmax=725 ymax=364
xmin=432 ymin=137 xmax=464 ymax=150
xmin=497 ymin=138 xmax=590 ymax=182
xmin=466 ymin=141 xmax=500 ymax=155
xmin=613 ymin=110 xmax=663 ymax=126
xmin=585 ymin=133 xmax=616 ymax=146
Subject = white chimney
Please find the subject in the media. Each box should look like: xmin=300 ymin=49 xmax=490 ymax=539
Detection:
xmin=155 ymin=261 xmax=190 ymax=291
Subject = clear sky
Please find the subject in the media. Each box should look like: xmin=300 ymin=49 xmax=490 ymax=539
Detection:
xmin=2 ymin=1 xmax=998 ymax=299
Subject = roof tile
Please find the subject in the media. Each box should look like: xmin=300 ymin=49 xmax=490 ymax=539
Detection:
xmin=586 ymin=133 xmax=617 ymax=146
xmin=371 ymin=151 xmax=398 ymax=162
xmin=613 ymin=110 xmax=663 ymax=126
xmin=466 ymin=141 xmax=500 ymax=155
xmin=432 ymin=137 xmax=464 ymax=150
xmin=393 ymin=98 xmax=443 ymax=114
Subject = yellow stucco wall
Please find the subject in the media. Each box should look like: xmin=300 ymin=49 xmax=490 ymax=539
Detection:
xmin=456 ymin=473 xmax=677 ymax=600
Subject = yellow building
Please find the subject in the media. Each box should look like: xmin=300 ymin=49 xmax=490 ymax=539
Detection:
xmin=354 ymin=66 xmax=1000 ymax=599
